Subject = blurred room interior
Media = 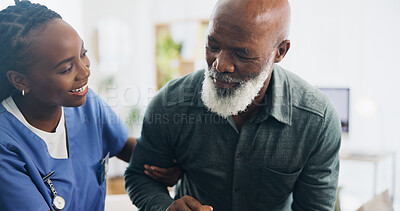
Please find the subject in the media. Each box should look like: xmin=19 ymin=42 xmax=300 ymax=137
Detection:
xmin=1 ymin=0 xmax=399 ymax=210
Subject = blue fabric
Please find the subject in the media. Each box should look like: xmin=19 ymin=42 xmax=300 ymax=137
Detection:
xmin=125 ymin=65 xmax=342 ymax=211
xmin=0 ymin=89 xmax=127 ymax=211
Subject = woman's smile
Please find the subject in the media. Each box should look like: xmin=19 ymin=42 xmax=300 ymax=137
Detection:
xmin=68 ymin=84 xmax=88 ymax=97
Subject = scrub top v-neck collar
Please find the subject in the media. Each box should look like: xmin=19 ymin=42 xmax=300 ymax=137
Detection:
xmin=2 ymin=96 xmax=68 ymax=159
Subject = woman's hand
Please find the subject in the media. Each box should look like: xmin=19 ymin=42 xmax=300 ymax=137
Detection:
xmin=117 ymin=137 xmax=182 ymax=186
xmin=144 ymin=159 xmax=182 ymax=187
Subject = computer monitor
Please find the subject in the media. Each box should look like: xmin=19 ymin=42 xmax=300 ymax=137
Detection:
xmin=318 ymin=87 xmax=350 ymax=133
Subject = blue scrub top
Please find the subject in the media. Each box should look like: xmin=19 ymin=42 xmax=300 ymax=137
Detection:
xmin=0 ymin=89 xmax=128 ymax=210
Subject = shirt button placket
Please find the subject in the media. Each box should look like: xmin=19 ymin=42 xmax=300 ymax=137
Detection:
xmin=232 ymin=125 xmax=248 ymax=211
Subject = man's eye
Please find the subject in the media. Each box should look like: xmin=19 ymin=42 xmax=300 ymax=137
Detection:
xmin=236 ymin=53 xmax=257 ymax=61
xmin=236 ymin=53 xmax=251 ymax=60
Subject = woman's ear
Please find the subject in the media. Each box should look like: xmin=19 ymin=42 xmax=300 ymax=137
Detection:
xmin=6 ymin=70 xmax=30 ymax=94
xmin=274 ymin=40 xmax=291 ymax=63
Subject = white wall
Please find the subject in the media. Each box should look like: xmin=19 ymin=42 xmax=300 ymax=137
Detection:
xmin=0 ymin=0 xmax=83 ymax=34
xmin=286 ymin=0 xmax=400 ymax=152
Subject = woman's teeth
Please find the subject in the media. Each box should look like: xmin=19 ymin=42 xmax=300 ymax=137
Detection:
xmin=70 ymin=84 xmax=87 ymax=93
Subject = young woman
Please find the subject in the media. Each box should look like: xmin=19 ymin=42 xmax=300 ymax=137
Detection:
xmin=0 ymin=1 xmax=180 ymax=210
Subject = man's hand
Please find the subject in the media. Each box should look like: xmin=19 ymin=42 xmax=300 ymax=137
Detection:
xmin=166 ymin=195 xmax=213 ymax=211
xmin=144 ymin=160 xmax=183 ymax=187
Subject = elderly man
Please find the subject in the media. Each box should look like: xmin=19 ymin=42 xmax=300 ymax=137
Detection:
xmin=125 ymin=0 xmax=341 ymax=210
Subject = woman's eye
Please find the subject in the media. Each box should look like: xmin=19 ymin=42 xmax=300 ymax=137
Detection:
xmin=60 ymin=65 xmax=73 ymax=74
xmin=81 ymin=50 xmax=88 ymax=58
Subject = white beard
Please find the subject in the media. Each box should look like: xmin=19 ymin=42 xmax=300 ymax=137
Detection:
xmin=201 ymin=57 xmax=274 ymax=118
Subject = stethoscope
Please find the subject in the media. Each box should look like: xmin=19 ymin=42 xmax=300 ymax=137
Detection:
xmin=42 ymin=171 xmax=65 ymax=210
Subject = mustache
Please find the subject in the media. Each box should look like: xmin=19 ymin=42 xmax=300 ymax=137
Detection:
xmin=207 ymin=68 xmax=246 ymax=84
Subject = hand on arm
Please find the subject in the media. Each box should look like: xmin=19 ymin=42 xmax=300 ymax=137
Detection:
xmin=166 ymin=195 xmax=213 ymax=211
xmin=144 ymin=159 xmax=182 ymax=187
xmin=117 ymin=137 xmax=182 ymax=186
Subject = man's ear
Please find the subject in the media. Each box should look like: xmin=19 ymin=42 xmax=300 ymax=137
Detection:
xmin=274 ymin=40 xmax=291 ymax=63
xmin=6 ymin=70 xmax=30 ymax=94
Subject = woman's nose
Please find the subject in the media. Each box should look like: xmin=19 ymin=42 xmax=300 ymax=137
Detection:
xmin=76 ymin=59 xmax=90 ymax=80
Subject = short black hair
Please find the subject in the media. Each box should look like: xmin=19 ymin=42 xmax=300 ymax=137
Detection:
xmin=0 ymin=0 xmax=62 ymax=101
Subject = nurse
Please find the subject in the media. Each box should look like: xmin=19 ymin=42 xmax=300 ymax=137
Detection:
xmin=0 ymin=1 xmax=180 ymax=210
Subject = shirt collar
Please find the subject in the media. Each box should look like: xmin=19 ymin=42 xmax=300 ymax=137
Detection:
xmin=191 ymin=66 xmax=292 ymax=126
xmin=255 ymin=65 xmax=292 ymax=126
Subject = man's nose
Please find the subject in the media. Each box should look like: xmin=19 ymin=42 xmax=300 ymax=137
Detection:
xmin=213 ymin=50 xmax=234 ymax=73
